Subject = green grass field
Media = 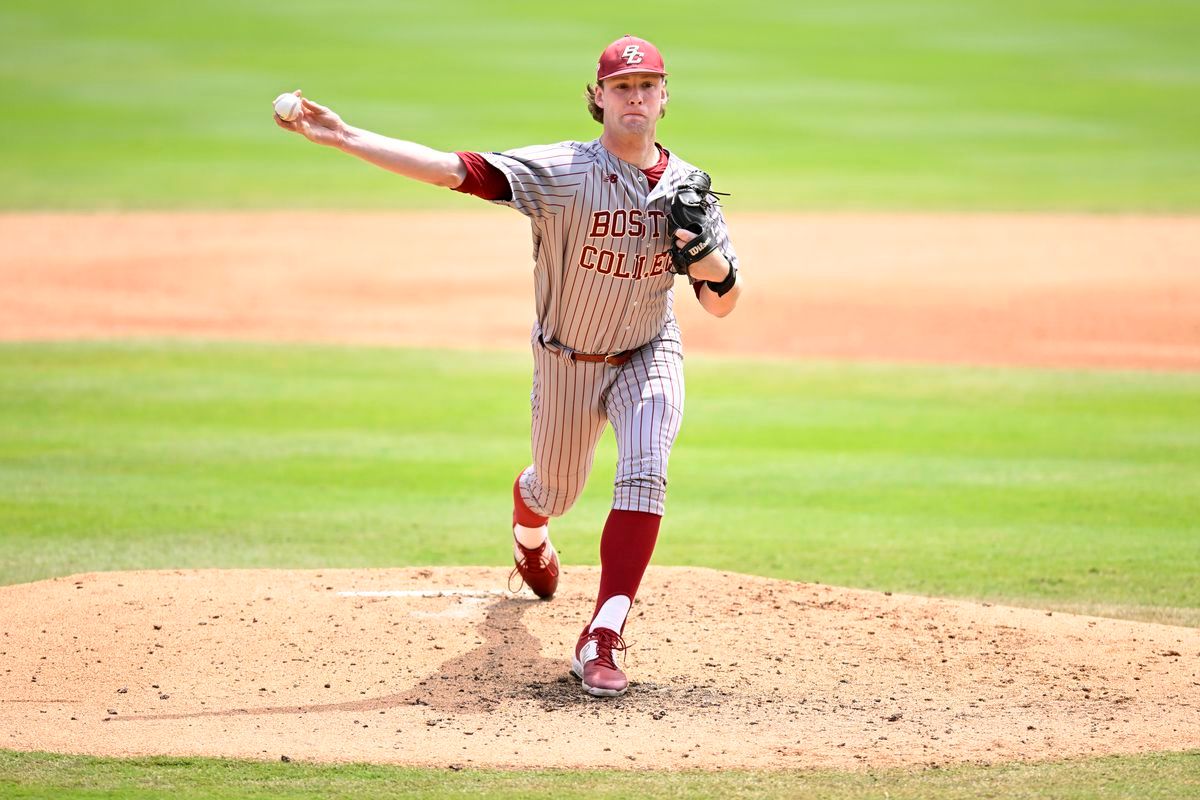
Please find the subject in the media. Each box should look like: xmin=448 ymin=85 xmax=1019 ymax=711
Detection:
xmin=2 ymin=0 xmax=1199 ymax=210
xmin=2 ymin=342 xmax=1198 ymax=621
xmin=3 ymin=750 xmax=1199 ymax=800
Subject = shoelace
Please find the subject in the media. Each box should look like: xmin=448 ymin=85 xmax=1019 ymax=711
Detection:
xmin=507 ymin=540 xmax=558 ymax=592
xmin=589 ymin=628 xmax=629 ymax=670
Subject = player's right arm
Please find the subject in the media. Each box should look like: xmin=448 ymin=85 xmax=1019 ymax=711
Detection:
xmin=274 ymin=93 xmax=467 ymax=189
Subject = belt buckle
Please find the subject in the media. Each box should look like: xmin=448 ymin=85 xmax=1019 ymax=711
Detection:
xmin=604 ymin=352 xmax=624 ymax=365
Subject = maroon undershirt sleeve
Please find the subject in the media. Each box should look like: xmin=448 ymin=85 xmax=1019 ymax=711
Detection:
xmin=456 ymin=145 xmax=667 ymax=202
xmin=452 ymin=151 xmax=513 ymax=201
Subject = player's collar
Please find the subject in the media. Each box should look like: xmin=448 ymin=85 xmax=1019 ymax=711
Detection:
xmin=596 ymin=136 xmax=662 ymax=171
xmin=645 ymin=149 xmax=682 ymax=205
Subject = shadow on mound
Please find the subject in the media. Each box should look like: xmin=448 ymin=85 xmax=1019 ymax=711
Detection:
xmin=111 ymin=597 xmax=572 ymax=721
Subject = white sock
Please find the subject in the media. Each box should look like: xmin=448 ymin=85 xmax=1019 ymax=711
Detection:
xmin=513 ymin=523 xmax=548 ymax=549
xmin=589 ymin=595 xmax=631 ymax=634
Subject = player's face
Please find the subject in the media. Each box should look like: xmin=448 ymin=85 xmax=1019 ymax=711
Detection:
xmin=598 ymin=74 xmax=667 ymax=135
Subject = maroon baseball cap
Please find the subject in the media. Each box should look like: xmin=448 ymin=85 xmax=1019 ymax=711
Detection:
xmin=596 ymin=35 xmax=667 ymax=82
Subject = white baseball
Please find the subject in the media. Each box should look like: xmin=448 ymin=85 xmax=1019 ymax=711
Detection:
xmin=274 ymin=93 xmax=302 ymax=122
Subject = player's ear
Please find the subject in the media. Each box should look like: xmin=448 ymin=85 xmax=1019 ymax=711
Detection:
xmin=595 ymin=81 xmax=605 ymax=108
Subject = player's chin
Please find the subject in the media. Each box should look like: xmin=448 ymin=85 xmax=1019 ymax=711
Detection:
xmin=620 ymin=114 xmax=650 ymax=132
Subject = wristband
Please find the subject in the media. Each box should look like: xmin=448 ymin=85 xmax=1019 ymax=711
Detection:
xmin=706 ymin=263 xmax=737 ymax=297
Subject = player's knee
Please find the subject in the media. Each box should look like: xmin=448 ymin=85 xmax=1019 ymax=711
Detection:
xmin=616 ymin=455 xmax=667 ymax=485
xmin=532 ymin=474 xmax=588 ymax=517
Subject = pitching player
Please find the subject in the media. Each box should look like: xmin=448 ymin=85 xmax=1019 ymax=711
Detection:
xmin=274 ymin=34 xmax=742 ymax=697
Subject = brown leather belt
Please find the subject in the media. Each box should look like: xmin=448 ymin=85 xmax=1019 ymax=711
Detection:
xmin=539 ymin=334 xmax=636 ymax=366
xmin=569 ymin=350 xmax=635 ymax=366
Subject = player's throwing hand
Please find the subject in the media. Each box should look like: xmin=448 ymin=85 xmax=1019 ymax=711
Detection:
xmin=273 ymin=91 xmax=348 ymax=149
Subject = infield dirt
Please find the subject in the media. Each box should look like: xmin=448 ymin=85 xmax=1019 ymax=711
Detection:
xmin=2 ymin=212 xmax=1199 ymax=369
xmin=1 ymin=212 xmax=1198 ymax=769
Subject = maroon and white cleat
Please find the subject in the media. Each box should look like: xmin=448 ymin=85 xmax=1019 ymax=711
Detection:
xmin=571 ymin=626 xmax=629 ymax=697
xmin=509 ymin=533 xmax=559 ymax=599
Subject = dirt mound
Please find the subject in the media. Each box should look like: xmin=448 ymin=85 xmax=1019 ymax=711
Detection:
xmin=1 ymin=567 xmax=1195 ymax=769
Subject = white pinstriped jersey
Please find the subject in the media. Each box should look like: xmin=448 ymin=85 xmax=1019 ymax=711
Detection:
xmin=481 ymin=139 xmax=738 ymax=355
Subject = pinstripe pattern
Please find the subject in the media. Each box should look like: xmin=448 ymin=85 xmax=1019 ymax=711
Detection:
xmin=605 ymin=327 xmax=684 ymax=514
xmin=481 ymin=140 xmax=738 ymax=354
xmin=489 ymin=139 xmax=733 ymax=518
xmin=519 ymin=321 xmax=684 ymax=517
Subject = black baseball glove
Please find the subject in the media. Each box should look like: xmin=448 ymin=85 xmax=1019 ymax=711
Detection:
xmin=667 ymin=170 xmax=724 ymax=276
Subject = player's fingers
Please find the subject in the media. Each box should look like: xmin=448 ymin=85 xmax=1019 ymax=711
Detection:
xmin=674 ymin=228 xmax=696 ymax=246
xmin=301 ymin=97 xmax=329 ymax=114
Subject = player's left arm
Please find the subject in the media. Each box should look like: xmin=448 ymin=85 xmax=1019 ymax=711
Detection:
xmin=674 ymin=230 xmax=742 ymax=317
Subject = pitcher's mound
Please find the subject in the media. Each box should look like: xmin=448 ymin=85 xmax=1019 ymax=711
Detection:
xmin=1 ymin=567 xmax=1196 ymax=770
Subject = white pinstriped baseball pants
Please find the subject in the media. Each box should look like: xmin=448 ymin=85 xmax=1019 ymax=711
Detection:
xmin=517 ymin=324 xmax=685 ymax=518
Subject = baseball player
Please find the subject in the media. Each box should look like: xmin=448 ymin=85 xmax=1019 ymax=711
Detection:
xmin=275 ymin=34 xmax=742 ymax=697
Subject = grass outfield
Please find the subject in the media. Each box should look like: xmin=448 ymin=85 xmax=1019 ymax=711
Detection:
xmin=2 ymin=341 xmax=1197 ymax=624
xmin=2 ymin=0 xmax=1198 ymax=211
xmin=2 ymin=751 xmax=1199 ymax=800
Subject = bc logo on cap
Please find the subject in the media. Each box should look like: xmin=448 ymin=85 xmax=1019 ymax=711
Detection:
xmin=621 ymin=45 xmax=644 ymax=65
